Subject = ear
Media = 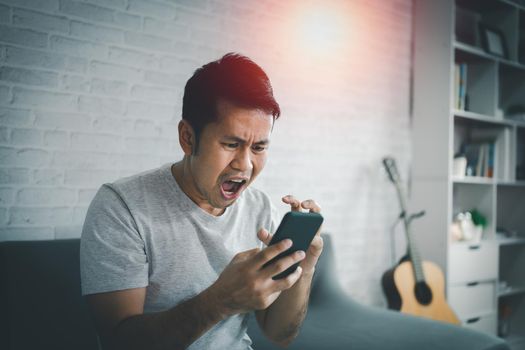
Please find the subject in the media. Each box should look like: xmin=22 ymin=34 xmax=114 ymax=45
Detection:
xmin=178 ymin=120 xmax=195 ymax=156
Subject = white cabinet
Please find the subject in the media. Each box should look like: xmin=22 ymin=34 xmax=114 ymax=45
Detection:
xmin=449 ymin=243 xmax=498 ymax=284
xmin=463 ymin=313 xmax=498 ymax=335
xmin=449 ymin=282 xmax=496 ymax=320
xmin=448 ymin=243 xmax=498 ymax=335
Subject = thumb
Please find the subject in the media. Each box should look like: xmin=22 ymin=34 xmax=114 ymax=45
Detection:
xmin=233 ymin=247 xmax=260 ymax=262
xmin=257 ymin=228 xmax=273 ymax=246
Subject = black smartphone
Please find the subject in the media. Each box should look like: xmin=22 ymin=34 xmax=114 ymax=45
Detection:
xmin=263 ymin=211 xmax=324 ymax=280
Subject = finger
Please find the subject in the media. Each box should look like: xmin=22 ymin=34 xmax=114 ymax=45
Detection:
xmin=299 ymin=236 xmax=324 ymax=273
xmin=282 ymin=195 xmax=302 ymax=212
xmin=272 ymin=266 xmax=303 ymax=291
xmin=257 ymin=228 xmax=273 ymax=246
xmin=301 ymin=199 xmax=321 ymax=213
xmin=263 ymin=250 xmax=306 ymax=278
xmin=233 ymin=247 xmax=261 ymax=262
xmin=254 ymin=239 xmax=293 ymax=267
xmin=308 ymin=236 xmax=324 ymax=258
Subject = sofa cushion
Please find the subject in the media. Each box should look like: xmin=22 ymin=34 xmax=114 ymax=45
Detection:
xmin=0 ymin=239 xmax=100 ymax=350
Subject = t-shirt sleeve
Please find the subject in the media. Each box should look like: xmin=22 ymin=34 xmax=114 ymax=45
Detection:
xmin=80 ymin=184 xmax=149 ymax=295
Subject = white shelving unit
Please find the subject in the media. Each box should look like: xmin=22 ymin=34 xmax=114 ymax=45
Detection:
xmin=412 ymin=0 xmax=525 ymax=347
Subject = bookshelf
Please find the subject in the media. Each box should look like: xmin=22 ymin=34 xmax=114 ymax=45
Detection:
xmin=412 ymin=0 xmax=525 ymax=347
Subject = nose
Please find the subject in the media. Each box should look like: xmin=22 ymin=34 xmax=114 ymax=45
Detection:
xmin=230 ymin=147 xmax=253 ymax=173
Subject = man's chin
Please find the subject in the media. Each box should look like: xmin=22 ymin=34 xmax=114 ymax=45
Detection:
xmin=219 ymin=195 xmax=240 ymax=208
xmin=223 ymin=201 xmax=236 ymax=208
xmin=207 ymin=195 xmax=229 ymax=208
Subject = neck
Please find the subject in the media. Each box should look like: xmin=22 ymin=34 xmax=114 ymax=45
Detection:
xmin=171 ymin=159 xmax=225 ymax=216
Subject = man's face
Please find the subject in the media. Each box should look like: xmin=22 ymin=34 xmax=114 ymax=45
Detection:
xmin=186 ymin=99 xmax=274 ymax=212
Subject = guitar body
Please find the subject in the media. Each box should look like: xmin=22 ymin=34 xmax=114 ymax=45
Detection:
xmin=382 ymin=260 xmax=460 ymax=324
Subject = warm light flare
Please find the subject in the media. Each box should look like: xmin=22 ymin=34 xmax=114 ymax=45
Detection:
xmin=296 ymin=7 xmax=346 ymax=57
xmin=265 ymin=2 xmax=362 ymax=92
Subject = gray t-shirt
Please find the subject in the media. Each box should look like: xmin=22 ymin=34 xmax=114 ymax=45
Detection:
xmin=80 ymin=163 xmax=277 ymax=350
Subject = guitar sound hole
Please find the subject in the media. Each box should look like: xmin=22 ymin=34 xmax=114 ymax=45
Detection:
xmin=414 ymin=281 xmax=433 ymax=305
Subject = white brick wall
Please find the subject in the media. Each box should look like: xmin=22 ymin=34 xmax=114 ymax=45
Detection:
xmin=0 ymin=0 xmax=412 ymax=307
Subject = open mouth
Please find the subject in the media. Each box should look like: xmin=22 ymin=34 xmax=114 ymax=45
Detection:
xmin=220 ymin=178 xmax=247 ymax=200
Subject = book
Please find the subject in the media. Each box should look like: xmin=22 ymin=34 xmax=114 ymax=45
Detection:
xmin=470 ymin=128 xmax=506 ymax=179
xmin=456 ymin=62 xmax=468 ymax=110
xmin=464 ymin=142 xmax=480 ymax=176
xmin=454 ymin=63 xmax=460 ymax=109
xmin=487 ymin=143 xmax=495 ymax=178
xmin=476 ymin=143 xmax=485 ymax=177
xmin=462 ymin=141 xmax=495 ymax=177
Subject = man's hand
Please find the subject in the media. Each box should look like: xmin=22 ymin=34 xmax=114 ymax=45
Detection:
xmin=208 ymin=238 xmax=306 ymax=317
xmin=86 ymin=233 xmax=308 ymax=350
xmin=258 ymin=195 xmax=323 ymax=276
xmin=253 ymin=195 xmax=323 ymax=346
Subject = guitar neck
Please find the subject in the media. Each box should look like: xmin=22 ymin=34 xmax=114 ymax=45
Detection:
xmin=390 ymin=163 xmax=426 ymax=284
xmin=404 ymin=225 xmax=425 ymax=283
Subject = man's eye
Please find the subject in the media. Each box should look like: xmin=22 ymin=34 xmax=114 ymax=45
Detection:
xmin=225 ymin=143 xmax=238 ymax=149
xmin=252 ymin=145 xmax=266 ymax=152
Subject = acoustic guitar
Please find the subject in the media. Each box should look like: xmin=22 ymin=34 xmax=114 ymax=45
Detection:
xmin=381 ymin=157 xmax=460 ymax=325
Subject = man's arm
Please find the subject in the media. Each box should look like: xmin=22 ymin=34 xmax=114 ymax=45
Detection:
xmin=255 ymin=268 xmax=315 ymax=346
xmin=86 ymin=239 xmax=306 ymax=350
xmin=255 ymin=196 xmax=323 ymax=346
xmin=86 ymin=286 xmax=224 ymax=350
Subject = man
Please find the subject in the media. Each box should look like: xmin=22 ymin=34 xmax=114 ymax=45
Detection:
xmin=80 ymin=53 xmax=323 ymax=350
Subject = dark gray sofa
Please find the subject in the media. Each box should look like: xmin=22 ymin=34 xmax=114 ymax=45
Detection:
xmin=0 ymin=239 xmax=99 ymax=350
xmin=247 ymin=235 xmax=509 ymax=350
xmin=0 ymin=235 xmax=509 ymax=350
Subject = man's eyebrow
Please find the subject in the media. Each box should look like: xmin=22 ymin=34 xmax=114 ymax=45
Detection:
xmin=222 ymin=136 xmax=269 ymax=145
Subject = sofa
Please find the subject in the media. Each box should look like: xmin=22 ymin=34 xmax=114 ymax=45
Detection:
xmin=0 ymin=235 xmax=509 ymax=350
xmin=0 ymin=238 xmax=99 ymax=350
xmin=247 ymin=235 xmax=509 ymax=350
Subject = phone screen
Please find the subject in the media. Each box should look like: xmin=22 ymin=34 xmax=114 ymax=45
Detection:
xmin=263 ymin=211 xmax=323 ymax=279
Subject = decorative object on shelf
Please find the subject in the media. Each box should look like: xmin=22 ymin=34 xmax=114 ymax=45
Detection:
xmin=470 ymin=208 xmax=488 ymax=228
xmin=505 ymin=104 xmax=525 ymax=122
xmin=498 ymin=280 xmax=508 ymax=293
xmin=496 ymin=227 xmax=520 ymax=239
xmin=453 ymin=155 xmax=467 ymax=178
xmin=498 ymin=281 xmax=514 ymax=295
xmin=450 ymin=221 xmax=463 ymax=241
xmin=479 ymin=23 xmax=508 ymax=59
xmin=451 ymin=209 xmax=487 ymax=243
xmin=459 ymin=212 xmax=479 ymax=241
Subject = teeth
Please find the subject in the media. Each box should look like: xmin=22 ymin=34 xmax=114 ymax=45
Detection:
xmin=230 ymin=179 xmax=244 ymax=183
